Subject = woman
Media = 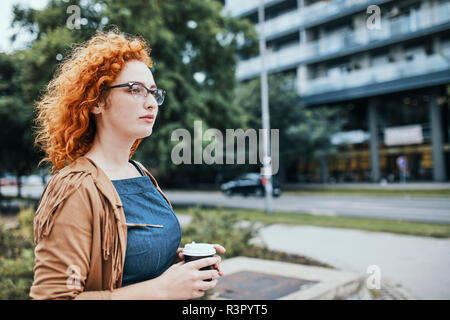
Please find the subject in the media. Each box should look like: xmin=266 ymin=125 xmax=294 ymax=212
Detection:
xmin=30 ymin=30 xmax=225 ymax=300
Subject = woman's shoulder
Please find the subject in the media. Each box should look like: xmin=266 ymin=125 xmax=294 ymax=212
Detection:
xmin=46 ymin=156 xmax=112 ymax=190
xmin=38 ymin=168 xmax=96 ymax=215
xmin=54 ymin=156 xmax=98 ymax=177
xmin=46 ymin=158 xmax=97 ymax=191
xmin=34 ymin=162 xmax=100 ymax=244
xmin=38 ymin=157 xmax=104 ymax=212
xmin=40 ymin=156 xmax=123 ymax=211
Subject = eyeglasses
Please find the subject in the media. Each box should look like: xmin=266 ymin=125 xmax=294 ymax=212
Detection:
xmin=106 ymin=82 xmax=166 ymax=106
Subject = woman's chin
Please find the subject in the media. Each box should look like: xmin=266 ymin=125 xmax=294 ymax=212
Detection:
xmin=139 ymin=128 xmax=153 ymax=138
xmin=130 ymin=125 xmax=154 ymax=139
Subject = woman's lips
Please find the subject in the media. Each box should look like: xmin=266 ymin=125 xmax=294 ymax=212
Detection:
xmin=140 ymin=115 xmax=155 ymax=123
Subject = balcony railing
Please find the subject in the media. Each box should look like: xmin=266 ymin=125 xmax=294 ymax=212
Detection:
xmin=225 ymin=0 xmax=381 ymax=27
xmin=301 ymin=49 xmax=450 ymax=96
xmin=223 ymin=0 xmax=262 ymax=17
xmin=254 ymin=9 xmax=302 ymax=38
xmin=298 ymin=0 xmax=372 ymax=27
xmin=236 ymin=43 xmax=304 ymax=79
xmin=236 ymin=2 xmax=450 ymax=80
xmin=237 ymin=37 xmax=356 ymax=79
xmin=251 ymin=0 xmax=385 ymax=40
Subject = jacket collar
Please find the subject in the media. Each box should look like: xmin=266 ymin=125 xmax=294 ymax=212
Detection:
xmin=67 ymin=156 xmax=123 ymax=209
xmin=65 ymin=155 xmax=172 ymax=210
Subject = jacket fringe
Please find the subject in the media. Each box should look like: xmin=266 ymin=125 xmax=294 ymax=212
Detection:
xmin=34 ymin=169 xmax=123 ymax=291
xmin=34 ymin=171 xmax=89 ymax=244
xmin=99 ymin=196 xmax=123 ymax=289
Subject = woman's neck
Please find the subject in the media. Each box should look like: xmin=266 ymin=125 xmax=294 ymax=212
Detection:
xmin=84 ymin=134 xmax=135 ymax=173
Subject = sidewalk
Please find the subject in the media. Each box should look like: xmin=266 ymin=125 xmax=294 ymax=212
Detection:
xmin=252 ymin=224 xmax=450 ymax=299
xmin=177 ymin=214 xmax=450 ymax=299
xmin=211 ymin=257 xmax=369 ymax=300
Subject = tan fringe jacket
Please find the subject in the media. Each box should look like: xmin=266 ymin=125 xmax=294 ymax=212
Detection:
xmin=29 ymin=156 xmax=173 ymax=300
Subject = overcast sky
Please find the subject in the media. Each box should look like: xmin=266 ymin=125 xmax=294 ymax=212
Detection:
xmin=0 ymin=0 xmax=49 ymax=53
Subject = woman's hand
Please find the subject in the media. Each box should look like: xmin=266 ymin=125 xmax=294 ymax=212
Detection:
xmin=176 ymin=244 xmax=226 ymax=276
xmin=154 ymin=257 xmax=221 ymax=299
xmin=114 ymin=245 xmax=227 ymax=300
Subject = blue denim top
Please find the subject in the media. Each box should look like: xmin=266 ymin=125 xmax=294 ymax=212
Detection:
xmin=111 ymin=160 xmax=181 ymax=287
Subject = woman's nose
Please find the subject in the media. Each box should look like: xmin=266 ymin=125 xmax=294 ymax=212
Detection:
xmin=145 ymin=94 xmax=158 ymax=110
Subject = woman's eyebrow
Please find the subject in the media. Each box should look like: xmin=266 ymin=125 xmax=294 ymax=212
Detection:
xmin=133 ymin=80 xmax=157 ymax=89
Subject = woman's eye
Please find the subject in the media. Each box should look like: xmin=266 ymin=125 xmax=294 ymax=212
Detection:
xmin=130 ymin=84 xmax=143 ymax=93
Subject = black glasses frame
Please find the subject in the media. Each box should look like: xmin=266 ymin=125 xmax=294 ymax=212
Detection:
xmin=106 ymin=82 xmax=166 ymax=106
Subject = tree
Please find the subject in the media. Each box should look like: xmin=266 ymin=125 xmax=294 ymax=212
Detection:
xmin=0 ymin=52 xmax=43 ymax=198
xmin=9 ymin=0 xmax=258 ymax=186
xmin=235 ymin=72 xmax=346 ymax=183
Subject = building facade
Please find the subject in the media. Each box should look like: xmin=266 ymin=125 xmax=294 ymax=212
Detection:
xmin=224 ymin=0 xmax=450 ymax=182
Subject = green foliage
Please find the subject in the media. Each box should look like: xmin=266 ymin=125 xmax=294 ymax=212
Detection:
xmin=0 ymin=207 xmax=35 ymax=300
xmin=180 ymin=206 xmax=263 ymax=258
xmin=177 ymin=206 xmax=450 ymax=239
xmin=0 ymin=52 xmax=43 ymax=190
xmin=7 ymin=0 xmax=259 ymax=186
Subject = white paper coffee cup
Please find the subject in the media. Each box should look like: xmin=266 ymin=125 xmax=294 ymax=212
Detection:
xmin=182 ymin=242 xmax=216 ymax=281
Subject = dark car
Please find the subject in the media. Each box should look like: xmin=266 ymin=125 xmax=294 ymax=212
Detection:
xmin=220 ymin=173 xmax=281 ymax=197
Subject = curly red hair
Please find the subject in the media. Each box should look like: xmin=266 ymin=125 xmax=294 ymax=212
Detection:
xmin=34 ymin=30 xmax=153 ymax=173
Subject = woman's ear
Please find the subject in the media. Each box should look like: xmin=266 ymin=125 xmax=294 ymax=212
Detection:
xmin=91 ymin=98 xmax=106 ymax=115
xmin=91 ymin=105 xmax=102 ymax=115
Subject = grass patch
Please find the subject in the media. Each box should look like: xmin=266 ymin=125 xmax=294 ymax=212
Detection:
xmin=241 ymin=245 xmax=335 ymax=269
xmin=175 ymin=206 xmax=450 ymax=239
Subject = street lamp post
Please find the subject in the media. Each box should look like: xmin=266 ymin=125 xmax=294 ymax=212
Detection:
xmin=258 ymin=0 xmax=273 ymax=214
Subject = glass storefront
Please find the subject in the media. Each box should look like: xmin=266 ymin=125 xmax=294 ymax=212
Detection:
xmin=296 ymin=90 xmax=449 ymax=182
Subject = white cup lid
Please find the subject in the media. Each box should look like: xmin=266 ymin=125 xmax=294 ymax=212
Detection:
xmin=182 ymin=241 xmax=216 ymax=256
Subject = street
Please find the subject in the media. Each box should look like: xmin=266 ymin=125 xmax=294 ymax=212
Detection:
xmin=4 ymin=185 xmax=450 ymax=224
xmin=165 ymin=191 xmax=450 ymax=224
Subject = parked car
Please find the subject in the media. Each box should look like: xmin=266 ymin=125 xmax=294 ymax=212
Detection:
xmin=0 ymin=177 xmax=8 ymax=186
xmin=220 ymin=173 xmax=281 ymax=197
xmin=0 ymin=177 xmax=7 ymax=186
xmin=0 ymin=175 xmax=18 ymax=186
